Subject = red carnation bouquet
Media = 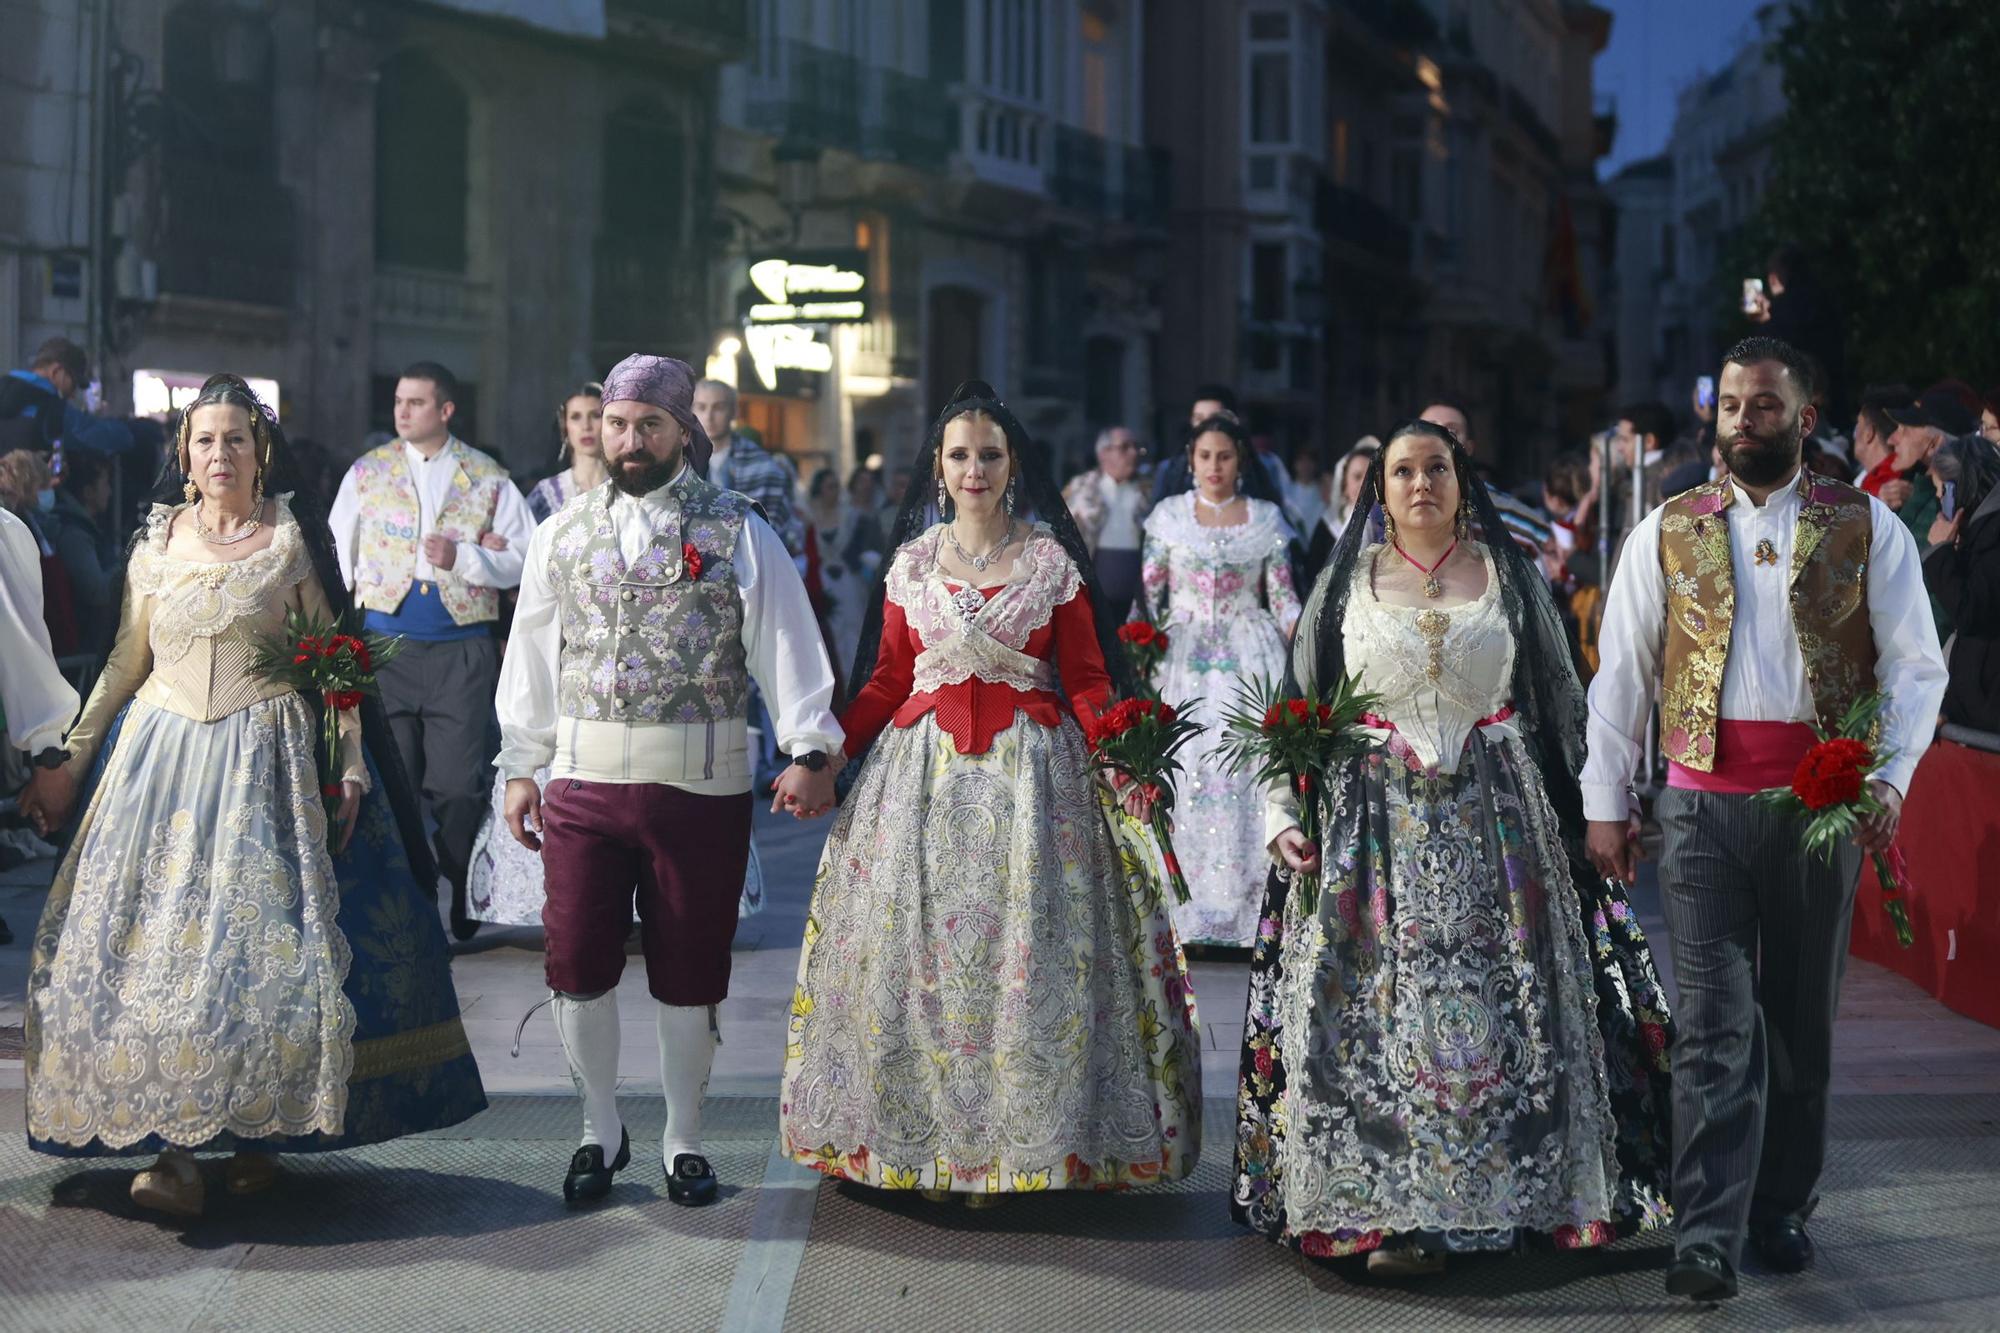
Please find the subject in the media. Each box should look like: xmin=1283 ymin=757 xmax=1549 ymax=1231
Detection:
xmin=1116 ymin=620 xmax=1170 ymax=698
xmin=253 ymin=610 xmax=404 ymax=818
xmin=1753 ymin=691 xmax=1914 ymax=948
xmin=1085 ymin=695 xmax=1203 ymax=904
xmin=1217 ymin=673 xmax=1383 ymax=914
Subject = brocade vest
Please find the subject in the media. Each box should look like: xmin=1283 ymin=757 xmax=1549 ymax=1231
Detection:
xmin=1657 ymin=472 xmax=1876 ymax=770
xmin=349 ymin=439 xmax=512 ymax=624
xmin=545 ymin=474 xmax=751 ymax=726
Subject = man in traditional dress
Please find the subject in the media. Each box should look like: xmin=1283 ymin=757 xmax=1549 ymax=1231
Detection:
xmin=329 ymin=361 xmax=536 ymax=939
xmin=497 ymin=354 xmax=841 ymax=1207
xmin=1061 ymin=425 xmax=1151 ymax=622
xmin=1582 ymin=336 xmax=1948 ymax=1302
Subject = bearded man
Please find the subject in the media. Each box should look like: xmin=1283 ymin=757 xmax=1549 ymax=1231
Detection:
xmin=1580 ymin=336 xmax=1947 ymax=1303
xmin=496 ymin=354 xmax=842 ymax=1207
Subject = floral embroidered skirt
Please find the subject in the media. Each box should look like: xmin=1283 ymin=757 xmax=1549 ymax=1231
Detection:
xmin=467 ymin=765 xmax=765 ymax=925
xmin=1154 ymin=615 xmax=1291 ymax=946
xmin=27 ymin=697 xmax=486 ymax=1156
xmin=1231 ymin=730 xmax=1673 ymax=1255
xmin=781 ymin=712 xmax=1202 ymax=1193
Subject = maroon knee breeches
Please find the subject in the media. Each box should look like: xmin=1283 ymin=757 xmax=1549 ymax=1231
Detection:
xmin=539 ymin=778 xmax=752 ymax=1006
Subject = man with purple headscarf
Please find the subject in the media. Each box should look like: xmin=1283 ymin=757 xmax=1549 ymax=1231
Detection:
xmin=495 ymin=354 xmax=843 ymax=1208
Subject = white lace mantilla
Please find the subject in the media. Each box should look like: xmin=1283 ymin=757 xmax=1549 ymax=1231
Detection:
xmin=888 ymin=524 xmax=1079 ymax=696
xmin=1342 ymin=543 xmax=1517 ymax=772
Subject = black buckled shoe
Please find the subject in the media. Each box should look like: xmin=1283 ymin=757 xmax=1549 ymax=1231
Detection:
xmin=1665 ymin=1243 xmax=1738 ymax=1302
xmin=666 ymin=1152 xmax=719 ymax=1207
xmin=563 ymin=1127 xmax=630 ymax=1206
xmin=1752 ymin=1216 xmax=1816 ymax=1273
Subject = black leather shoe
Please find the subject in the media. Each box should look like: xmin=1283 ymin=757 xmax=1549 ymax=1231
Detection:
xmin=1665 ymin=1244 xmax=1738 ymax=1302
xmin=1752 ymin=1217 xmax=1815 ymax=1273
xmin=563 ymin=1127 xmax=630 ymax=1206
xmin=666 ymin=1152 xmax=719 ymax=1206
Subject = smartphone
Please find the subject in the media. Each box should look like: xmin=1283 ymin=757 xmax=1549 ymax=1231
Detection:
xmin=1741 ymin=277 xmax=1765 ymax=314
xmin=1696 ymin=375 xmax=1715 ymax=410
xmin=1940 ymin=481 xmax=1958 ymax=522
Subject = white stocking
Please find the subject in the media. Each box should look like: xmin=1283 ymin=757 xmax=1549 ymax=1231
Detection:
xmin=657 ymin=1002 xmax=716 ymax=1164
xmin=553 ymin=991 xmax=623 ymax=1150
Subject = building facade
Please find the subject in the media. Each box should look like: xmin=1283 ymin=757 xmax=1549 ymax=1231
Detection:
xmin=1147 ymin=0 xmax=1614 ymax=486
xmin=708 ymin=0 xmax=1164 ymax=487
xmin=1643 ymin=2 xmax=1788 ymax=410
xmin=2 ymin=0 xmax=736 ymax=476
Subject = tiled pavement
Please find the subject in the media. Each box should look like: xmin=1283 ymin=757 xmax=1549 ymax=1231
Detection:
xmin=4 ymin=808 xmax=1999 ymax=1331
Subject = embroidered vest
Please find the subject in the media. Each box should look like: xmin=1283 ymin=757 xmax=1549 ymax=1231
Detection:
xmin=1657 ymin=473 xmax=1876 ymax=771
xmin=545 ymin=474 xmax=752 ymax=725
xmin=349 ymin=439 xmax=511 ymax=624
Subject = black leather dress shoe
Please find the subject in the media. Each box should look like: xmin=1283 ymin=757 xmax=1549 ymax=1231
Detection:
xmin=449 ymin=882 xmax=480 ymax=942
xmin=1752 ymin=1217 xmax=1816 ymax=1273
xmin=1665 ymin=1244 xmax=1738 ymax=1302
xmin=666 ymin=1152 xmax=719 ymax=1206
xmin=563 ymin=1128 xmax=630 ymax=1206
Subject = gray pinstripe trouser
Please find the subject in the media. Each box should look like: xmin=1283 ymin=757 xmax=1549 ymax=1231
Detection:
xmin=1656 ymin=785 xmax=1862 ymax=1266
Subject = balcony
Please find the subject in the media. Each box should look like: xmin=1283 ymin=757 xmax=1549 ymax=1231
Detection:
xmin=745 ymin=40 xmax=862 ymax=153
xmin=959 ymin=92 xmax=1049 ymax=196
xmin=608 ymin=0 xmax=747 ymax=54
xmin=1317 ymin=181 xmax=1412 ymax=266
xmin=860 ymin=67 xmax=955 ymax=173
xmin=158 ymin=157 xmax=295 ymax=309
xmin=1050 ymin=127 xmax=1173 ymax=230
xmin=373 ymin=265 xmax=492 ymax=331
xmin=591 ymin=232 xmax=706 ymax=352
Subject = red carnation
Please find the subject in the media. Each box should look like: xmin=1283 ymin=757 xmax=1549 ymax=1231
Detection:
xmin=1262 ymin=705 xmax=1282 ymax=729
xmin=1316 ymin=703 xmax=1333 ymax=723
xmin=1118 ymin=621 xmax=1156 ymax=646
xmin=682 ymin=542 xmax=703 ymax=581
xmin=325 ymin=689 xmax=364 ymax=712
xmin=1790 ymin=737 xmax=1871 ymax=810
xmin=1287 ymin=698 xmax=1310 ymax=721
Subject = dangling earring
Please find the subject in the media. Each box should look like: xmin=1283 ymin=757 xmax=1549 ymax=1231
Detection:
xmin=253 ymin=468 xmax=266 ymax=509
xmin=1004 ymin=479 xmax=1017 ymax=519
xmin=183 ymin=477 xmax=199 ymax=505
xmin=1234 ymin=473 xmax=1244 ymax=494
xmin=1384 ymin=510 xmax=1398 ymax=545
xmin=936 ymin=478 xmax=951 ymax=519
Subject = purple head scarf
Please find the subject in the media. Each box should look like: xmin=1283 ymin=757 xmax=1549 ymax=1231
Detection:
xmin=600 ymin=353 xmax=714 ymax=477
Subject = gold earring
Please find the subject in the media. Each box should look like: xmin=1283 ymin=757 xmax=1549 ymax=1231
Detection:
xmin=183 ymin=478 xmax=198 ymax=504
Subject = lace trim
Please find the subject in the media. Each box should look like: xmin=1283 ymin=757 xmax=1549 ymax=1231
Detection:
xmin=1143 ymin=493 xmax=1289 ymax=556
xmin=889 ymin=524 xmax=1083 ymax=651
xmin=138 ymin=498 xmax=311 ymax=664
xmin=911 ymin=633 xmax=1055 ymax=696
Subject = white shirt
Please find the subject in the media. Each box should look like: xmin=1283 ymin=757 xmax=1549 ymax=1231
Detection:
xmin=1581 ymin=470 xmax=1948 ymax=820
xmin=495 ymin=469 xmax=843 ymax=794
xmin=329 ymin=438 xmax=536 ymax=591
xmin=1096 ymin=473 xmax=1147 ymax=551
xmin=0 ymin=508 xmax=80 ymax=752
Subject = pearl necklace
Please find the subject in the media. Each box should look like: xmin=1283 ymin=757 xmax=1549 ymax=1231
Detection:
xmin=194 ymin=501 xmax=262 ymax=546
xmin=1195 ymin=492 xmax=1241 ymax=514
xmin=945 ymin=519 xmax=1015 ymax=572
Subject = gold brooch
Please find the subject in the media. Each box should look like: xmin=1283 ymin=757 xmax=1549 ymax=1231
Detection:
xmin=1753 ymin=539 xmax=1779 ymax=568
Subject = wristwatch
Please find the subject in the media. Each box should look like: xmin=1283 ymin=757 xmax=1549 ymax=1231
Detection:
xmin=790 ymin=750 xmax=829 ymax=773
xmin=30 ymin=746 xmax=67 ymax=770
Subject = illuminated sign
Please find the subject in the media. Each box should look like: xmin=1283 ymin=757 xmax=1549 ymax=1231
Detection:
xmin=743 ymin=249 xmax=869 ymax=324
xmin=133 ymin=369 xmax=282 ymax=419
xmin=744 ymin=323 xmax=832 ymax=390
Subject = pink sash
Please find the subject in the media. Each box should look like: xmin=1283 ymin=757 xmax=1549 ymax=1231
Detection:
xmin=1666 ymin=720 xmax=1818 ymax=795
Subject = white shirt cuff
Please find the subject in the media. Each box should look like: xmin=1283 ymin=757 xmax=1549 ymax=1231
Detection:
xmin=1581 ymin=781 xmax=1635 ymax=823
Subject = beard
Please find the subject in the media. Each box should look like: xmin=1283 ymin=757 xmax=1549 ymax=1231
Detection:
xmin=1722 ymin=414 xmax=1803 ymax=487
xmin=610 ymin=449 xmax=680 ymax=496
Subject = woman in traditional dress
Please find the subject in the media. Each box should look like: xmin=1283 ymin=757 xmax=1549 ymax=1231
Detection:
xmin=779 ymin=381 xmax=1201 ymax=1203
xmin=19 ymin=375 xmax=485 ymax=1218
xmin=803 ymin=466 xmax=878 ymax=674
xmin=526 ymin=381 xmax=607 ymax=522
xmin=1140 ymin=413 xmax=1302 ymax=948
xmin=465 ymin=383 xmax=768 ymax=927
xmin=1232 ymin=419 xmax=1673 ymax=1275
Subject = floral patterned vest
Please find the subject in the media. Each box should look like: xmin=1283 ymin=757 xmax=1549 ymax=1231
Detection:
xmin=349 ymin=439 xmax=511 ymax=624
xmin=544 ymin=474 xmax=752 ymax=725
xmin=1657 ymin=472 xmax=1876 ymax=770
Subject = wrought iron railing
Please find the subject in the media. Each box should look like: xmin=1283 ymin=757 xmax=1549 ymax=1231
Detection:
xmin=158 ymin=156 xmax=295 ymax=307
xmin=744 ymin=39 xmax=862 ymax=152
